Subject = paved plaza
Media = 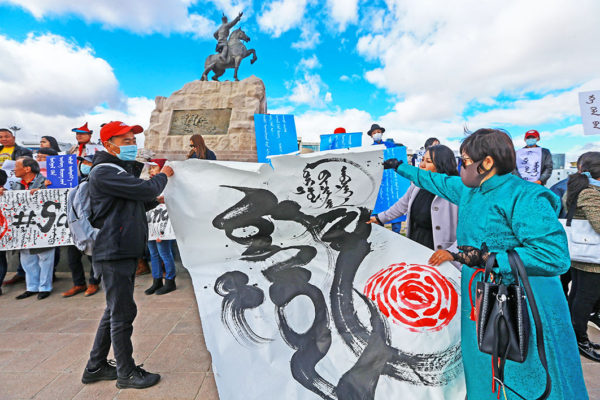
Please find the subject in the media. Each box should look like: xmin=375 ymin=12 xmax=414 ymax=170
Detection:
xmin=1 ymin=271 xmax=599 ymax=400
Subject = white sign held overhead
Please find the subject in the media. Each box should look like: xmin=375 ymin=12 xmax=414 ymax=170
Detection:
xmin=578 ymin=90 xmax=600 ymax=135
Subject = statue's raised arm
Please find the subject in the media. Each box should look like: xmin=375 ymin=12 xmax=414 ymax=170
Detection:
xmin=227 ymin=11 xmax=243 ymax=29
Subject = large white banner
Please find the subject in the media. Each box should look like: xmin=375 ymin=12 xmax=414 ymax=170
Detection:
xmin=165 ymin=148 xmax=465 ymax=400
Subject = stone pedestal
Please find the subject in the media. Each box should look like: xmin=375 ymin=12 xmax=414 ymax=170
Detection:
xmin=144 ymin=76 xmax=267 ymax=161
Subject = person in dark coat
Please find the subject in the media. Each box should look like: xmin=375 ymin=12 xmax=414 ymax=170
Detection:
xmin=187 ymin=134 xmax=217 ymax=160
xmin=0 ymin=128 xmax=33 ymax=165
xmin=82 ymin=121 xmax=173 ymax=390
xmin=514 ymin=129 xmax=553 ymax=185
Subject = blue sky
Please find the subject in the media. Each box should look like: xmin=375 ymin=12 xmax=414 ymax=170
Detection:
xmin=0 ymin=0 xmax=599 ymax=162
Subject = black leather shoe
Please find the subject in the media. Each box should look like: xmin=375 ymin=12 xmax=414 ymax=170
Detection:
xmin=37 ymin=291 xmax=50 ymax=300
xmin=116 ymin=365 xmax=160 ymax=389
xmin=82 ymin=360 xmax=117 ymax=384
xmin=578 ymin=340 xmax=600 ymax=362
xmin=155 ymin=279 xmax=176 ymax=295
xmin=15 ymin=291 xmax=38 ymax=300
xmin=589 ymin=312 xmax=600 ymax=331
xmin=144 ymin=278 xmax=163 ymax=295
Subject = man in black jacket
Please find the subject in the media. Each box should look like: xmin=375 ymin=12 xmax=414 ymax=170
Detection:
xmin=0 ymin=128 xmax=33 ymax=165
xmin=514 ymin=129 xmax=553 ymax=185
xmin=82 ymin=121 xmax=173 ymax=389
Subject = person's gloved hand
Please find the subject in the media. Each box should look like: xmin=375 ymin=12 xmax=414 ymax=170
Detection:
xmin=383 ymin=158 xmax=402 ymax=170
xmin=450 ymin=243 xmax=491 ymax=267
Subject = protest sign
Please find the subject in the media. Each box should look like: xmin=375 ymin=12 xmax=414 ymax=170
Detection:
xmin=578 ymin=90 xmax=600 ymax=135
xmin=0 ymin=189 xmax=72 ymax=250
xmin=372 ymin=146 xmax=410 ymax=222
xmin=165 ymin=149 xmax=465 ymax=400
xmin=147 ymin=204 xmax=175 ymax=241
xmin=254 ymin=114 xmax=298 ymax=163
xmin=516 ymin=147 xmax=543 ymax=182
xmin=319 ymin=132 xmax=362 ymax=151
xmin=47 ymin=155 xmax=78 ymax=188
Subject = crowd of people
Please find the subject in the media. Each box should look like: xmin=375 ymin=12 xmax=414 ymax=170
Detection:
xmin=0 ymin=120 xmax=598 ymax=398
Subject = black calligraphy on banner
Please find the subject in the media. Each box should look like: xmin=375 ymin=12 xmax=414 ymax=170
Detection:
xmin=579 ymin=90 xmax=600 ymax=135
xmin=211 ymin=182 xmax=461 ymax=399
xmin=0 ymin=189 xmax=72 ymax=250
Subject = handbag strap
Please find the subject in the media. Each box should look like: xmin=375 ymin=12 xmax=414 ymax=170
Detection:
xmin=508 ymin=250 xmax=552 ymax=400
xmin=483 ymin=252 xmax=497 ymax=282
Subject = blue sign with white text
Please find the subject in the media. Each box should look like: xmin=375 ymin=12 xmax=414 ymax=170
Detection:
xmin=319 ymin=132 xmax=362 ymax=151
xmin=47 ymin=155 xmax=78 ymax=188
xmin=373 ymin=146 xmax=410 ymax=224
xmin=254 ymin=114 xmax=298 ymax=163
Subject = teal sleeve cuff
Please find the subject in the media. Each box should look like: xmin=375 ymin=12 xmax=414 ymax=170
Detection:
xmin=395 ymin=162 xmax=417 ymax=180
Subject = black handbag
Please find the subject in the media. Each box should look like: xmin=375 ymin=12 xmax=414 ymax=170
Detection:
xmin=474 ymin=250 xmax=552 ymax=400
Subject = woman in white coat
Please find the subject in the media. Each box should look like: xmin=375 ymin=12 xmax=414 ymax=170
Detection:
xmin=369 ymin=145 xmax=459 ymax=266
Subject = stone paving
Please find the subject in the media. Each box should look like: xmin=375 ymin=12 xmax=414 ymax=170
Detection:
xmin=1 ymin=271 xmax=599 ymax=399
xmin=0 ymin=272 xmax=216 ymax=400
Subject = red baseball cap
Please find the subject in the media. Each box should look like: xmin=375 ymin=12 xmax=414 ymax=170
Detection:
xmin=100 ymin=121 xmax=143 ymax=142
xmin=333 ymin=127 xmax=346 ymax=134
xmin=524 ymin=129 xmax=540 ymax=139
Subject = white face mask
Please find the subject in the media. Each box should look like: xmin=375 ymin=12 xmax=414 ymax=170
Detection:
xmin=372 ymin=133 xmax=383 ymax=142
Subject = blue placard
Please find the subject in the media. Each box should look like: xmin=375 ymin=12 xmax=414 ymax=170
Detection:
xmin=254 ymin=114 xmax=298 ymax=163
xmin=372 ymin=146 xmax=410 ymax=223
xmin=319 ymin=132 xmax=362 ymax=151
xmin=47 ymin=155 xmax=79 ymax=188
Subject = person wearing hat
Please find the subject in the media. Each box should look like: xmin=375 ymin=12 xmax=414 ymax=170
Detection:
xmin=82 ymin=121 xmax=173 ymax=390
xmin=62 ymin=154 xmax=102 ymax=299
xmin=515 ymin=129 xmax=553 ymax=185
xmin=333 ymin=127 xmax=346 ymax=134
xmin=367 ymin=123 xmax=397 ymax=148
xmin=68 ymin=122 xmax=93 ymax=159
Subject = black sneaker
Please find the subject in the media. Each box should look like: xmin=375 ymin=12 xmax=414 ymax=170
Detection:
xmin=82 ymin=360 xmax=118 ymax=384
xmin=116 ymin=365 xmax=160 ymax=389
xmin=578 ymin=340 xmax=600 ymax=362
xmin=37 ymin=291 xmax=50 ymax=300
xmin=589 ymin=312 xmax=600 ymax=331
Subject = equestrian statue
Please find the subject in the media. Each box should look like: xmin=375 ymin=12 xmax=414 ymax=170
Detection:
xmin=201 ymin=11 xmax=258 ymax=82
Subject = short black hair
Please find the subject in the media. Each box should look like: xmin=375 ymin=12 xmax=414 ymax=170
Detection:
xmin=459 ymin=128 xmax=516 ymax=175
xmin=427 ymin=145 xmax=459 ymax=176
xmin=18 ymin=156 xmax=40 ymax=174
xmin=0 ymin=128 xmax=14 ymax=136
xmin=37 ymin=148 xmax=58 ymax=156
xmin=424 ymin=137 xmax=440 ymax=148
xmin=577 ymin=151 xmax=600 ymax=170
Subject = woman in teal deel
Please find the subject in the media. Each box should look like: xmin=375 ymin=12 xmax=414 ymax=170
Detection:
xmin=385 ymin=129 xmax=587 ymax=399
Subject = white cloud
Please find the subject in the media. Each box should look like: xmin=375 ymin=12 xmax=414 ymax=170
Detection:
xmin=2 ymin=0 xmax=217 ymax=37
xmin=355 ymin=0 xmax=600 ymax=132
xmin=298 ymin=55 xmax=320 ymax=71
xmin=289 ymin=73 xmax=331 ymax=107
xmin=209 ymin=0 xmax=251 ymax=19
xmin=295 ymin=108 xmax=374 ymax=142
xmin=0 ymin=34 xmax=120 ymax=117
xmin=0 ymin=33 xmax=154 ymax=147
xmin=340 ymin=74 xmax=361 ymax=82
xmin=326 ymin=0 xmax=359 ymax=30
xmin=257 ymin=0 xmax=308 ymax=37
xmin=292 ymin=22 xmax=321 ymax=50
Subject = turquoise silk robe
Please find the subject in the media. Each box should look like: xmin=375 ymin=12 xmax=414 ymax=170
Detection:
xmin=395 ymin=163 xmax=587 ymax=400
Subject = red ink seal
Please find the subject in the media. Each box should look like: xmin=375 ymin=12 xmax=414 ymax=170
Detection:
xmin=363 ymin=263 xmax=458 ymax=333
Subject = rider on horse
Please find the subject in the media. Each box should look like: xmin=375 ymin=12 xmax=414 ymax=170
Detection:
xmin=214 ymin=12 xmax=243 ymax=63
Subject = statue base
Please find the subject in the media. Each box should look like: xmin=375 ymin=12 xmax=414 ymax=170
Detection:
xmin=144 ymin=76 xmax=267 ymax=162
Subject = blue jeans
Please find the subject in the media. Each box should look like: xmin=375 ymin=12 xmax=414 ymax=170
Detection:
xmin=20 ymin=248 xmax=55 ymax=292
xmin=147 ymin=240 xmax=176 ymax=280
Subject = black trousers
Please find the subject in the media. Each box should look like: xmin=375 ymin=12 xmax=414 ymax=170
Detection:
xmin=68 ymin=245 xmax=99 ymax=286
xmin=569 ymin=268 xmax=600 ymax=341
xmin=87 ymin=258 xmax=137 ymax=378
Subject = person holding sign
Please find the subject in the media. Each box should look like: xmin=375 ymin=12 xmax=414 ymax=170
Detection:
xmin=82 ymin=121 xmax=173 ymax=390
xmin=367 ymin=123 xmax=398 ymax=148
xmin=11 ymin=157 xmax=54 ymax=300
xmin=515 ymin=129 xmax=553 ymax=185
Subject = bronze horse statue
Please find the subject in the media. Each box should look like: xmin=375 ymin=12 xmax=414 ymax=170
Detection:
xmin=201 ymin=28 xmax=257 ymax=82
